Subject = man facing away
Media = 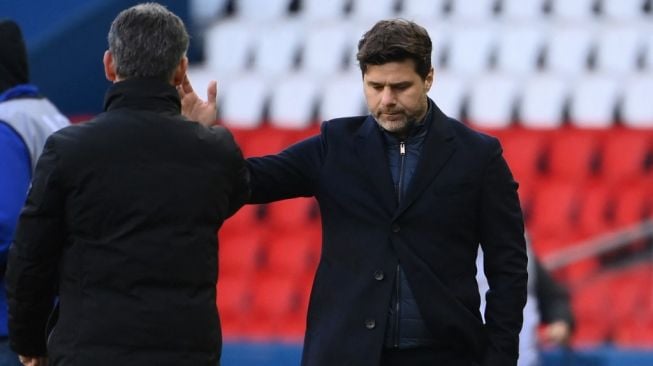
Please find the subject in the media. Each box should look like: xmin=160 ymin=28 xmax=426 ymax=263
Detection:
xmin=0 ymin=19 xmax=69 ymax=366
xmin=6 ymin=3 xmax=248 ymax=366
xmin=186 ymin=18 xmax=528 ymax=366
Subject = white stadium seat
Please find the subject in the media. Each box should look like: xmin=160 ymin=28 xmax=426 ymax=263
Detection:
xmin=569 ymin=73 xmax=621 ymax=128
xmin=495 ymin=24 xmax=546 ymax=76
xmin=319 ymin=72 xmax=366 ymax=121
xmin=544 ymin=25 xmax=595 ymax=76
xmin=467 ymin=73 xmax=519 ymax=128
xmin=235 ymin=0 xmax=291 ymax=21
xmin=444 ymin=24 xmax=497 ymax=77
xmin=448 ymin=0 xmax=497 ymax=22
xmin=621 ymin=75 xmax=653 ymax=128
xmin=220 ymin=73 xmax=269 ymax=128
xmin=252 ymin=20 xmax=303 ymax=76
xmin=500 ymin=0 xmax=545 ymax=21
xmin=550 ymin=0 xmax=597 ymax=22
xmin=519 ymin=72 xmax=569 ymax=128
xmin=205 ymin=20 xmax=255 ymax=78
xmin=350 ymin=0 xmax=397 ymax=22
xmin=269 ymin=72 xmax=321 ymax=129
xmin=399 ymin=0 xmax=445 ymax=19
xmin=428 ymin=71 xmax=468 ymax=120
xmin=594 ymin=24 xmax=643 ymax=76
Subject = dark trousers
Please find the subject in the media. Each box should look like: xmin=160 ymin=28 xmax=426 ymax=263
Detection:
xmin=380 ymin=347 xmax=477 ymax=366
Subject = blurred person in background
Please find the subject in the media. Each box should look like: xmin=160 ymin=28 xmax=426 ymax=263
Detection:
xmin=184 ymin=18 xmax=527 ymax=366
xmin=0 ymin=19 xmax=69 ymax=366
xmin=477 ymin=244 xmax=574 ymax=366
xmin=5 ymin=3 xmax=247 ymax=366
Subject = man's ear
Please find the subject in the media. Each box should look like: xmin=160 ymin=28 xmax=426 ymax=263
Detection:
xmin=425 ymin=67 xmax=434 ymax=92
xmin=172 ymin=56 xmax=189 ymax=86
xmin=103 ymin=50 xmax=117 ymax=82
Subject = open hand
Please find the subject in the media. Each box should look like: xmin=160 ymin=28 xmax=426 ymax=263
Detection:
xmin=178 ymin=74 xmax=218 ymax=127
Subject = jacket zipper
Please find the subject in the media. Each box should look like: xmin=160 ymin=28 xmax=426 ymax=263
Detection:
xmin=394 ymin=141 xmax=406 ymax=348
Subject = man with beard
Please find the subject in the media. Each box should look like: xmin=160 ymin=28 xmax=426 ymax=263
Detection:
xmin=184 ymin=19 xmax=527 ymax=366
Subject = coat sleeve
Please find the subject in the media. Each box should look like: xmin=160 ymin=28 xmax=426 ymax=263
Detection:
xmin=5 ymin=136 xmax=66 ymax=357
xmin=478 ymin=138 xmax=528 ymax=366
xmin=225 ymin=131 xmax=250 ymax=218
xmin=246 ymin=125 xmax=326 ymax=203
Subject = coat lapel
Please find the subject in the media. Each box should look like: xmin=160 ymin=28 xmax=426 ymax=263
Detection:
xmin=355 ymin=116 xmax=398 ymax=213
xmin=394 ymin=105 xmax=457 ymax=219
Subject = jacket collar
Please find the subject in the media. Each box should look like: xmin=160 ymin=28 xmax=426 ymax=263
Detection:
xmin=354 ymin=98 xmax=457 ymax=216
xmin=103 ymin=78 xmax=181 ymax=117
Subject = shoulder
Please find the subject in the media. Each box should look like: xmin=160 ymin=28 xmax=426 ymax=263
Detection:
xmin=446 ymin=117 xmax=501 ymax=153
xmin=321 ymin=115 xmax=368 ymax=135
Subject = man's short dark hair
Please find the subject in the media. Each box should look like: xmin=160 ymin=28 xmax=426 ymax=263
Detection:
xmin=108 ymin=3 xmax=189 ymax=81
xmin=356 ymin=19 xmax=432 ymax=80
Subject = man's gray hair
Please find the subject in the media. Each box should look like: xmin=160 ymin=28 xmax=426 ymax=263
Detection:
xmin=108 ymin=3 xmax=189 ymax=81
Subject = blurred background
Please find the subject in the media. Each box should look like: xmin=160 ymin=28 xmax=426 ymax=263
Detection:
xmin=5 ymin=0 xmax=653 ymax=365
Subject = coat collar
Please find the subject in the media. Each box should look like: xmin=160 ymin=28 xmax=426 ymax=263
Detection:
xmin=103 ymin=77 xmax=182 ymax=117
xmin=396 ymin=101 xmax=456 ymax=218
xmin=354 ymin=98 xmax=457 ymax=217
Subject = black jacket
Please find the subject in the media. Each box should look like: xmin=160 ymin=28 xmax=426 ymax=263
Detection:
xmin=247 ymin=102 xmax=527 ymax=366
xmin=5 ymin=78 xmax=248 ymax=366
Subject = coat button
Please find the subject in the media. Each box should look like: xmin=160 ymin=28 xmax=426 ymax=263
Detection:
xmin=365 ymin=319 xmax=376 ymax=329
xmin=392 ymin=224 xmax=400 ymax=233
xmin=373 ymin=270 xmax=384 ymax=281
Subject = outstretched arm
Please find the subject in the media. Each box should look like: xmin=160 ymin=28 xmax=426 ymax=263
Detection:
xmin=178 ymin=74 xmax=218 ymax=126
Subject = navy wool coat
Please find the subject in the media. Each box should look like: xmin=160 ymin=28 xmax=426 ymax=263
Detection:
xmin=247 ymin=102 xmax=528 ymax=366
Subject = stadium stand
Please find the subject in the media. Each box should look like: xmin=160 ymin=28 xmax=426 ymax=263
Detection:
xmin=42 ymin=0 xmax=651 ymax=363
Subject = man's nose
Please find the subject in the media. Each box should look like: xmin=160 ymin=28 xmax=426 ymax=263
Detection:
xmin=380 ymin=87 xmax=396 ymax=106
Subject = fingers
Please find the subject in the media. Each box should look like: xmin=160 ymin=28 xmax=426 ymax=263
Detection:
xmin=182 ymin=74 xmax=194 ymax=94
xmin=207 ymin=81 xmax=217 ymax=106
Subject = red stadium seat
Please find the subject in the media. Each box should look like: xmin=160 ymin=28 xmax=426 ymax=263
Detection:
xmin=547 ymin=128 xmax=602 ymax=184
xmin=264 ymin=197 xmax=320 ymax=233
xmin=217 ymin=274 xmax=253 ymax=338
xmin=600 ymin=129 xmax=653 ymax=185
xmin=498 ymin=129 xmax=550 ymax=188
xmin=263 ymin=232 xmax=320 ymax=277
xmin=219 ymin=231 xmax=264 ymax=275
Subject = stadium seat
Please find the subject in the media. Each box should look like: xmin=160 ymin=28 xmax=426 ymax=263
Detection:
xmin=423 ymin=22 xmax=451 ymax=69
xmin=611 ymin=181 xmax=653 ymax=228
xmin=498 ymin=129 xmax=549 ymax=188
xmin=550 ymin=0 xmax=598 ymax=22
xmin=594 ymin=24 xmax=643 ymax=77
xmin=622 ymin=75 xmax=653 ymax=128
xmin=217 ymin=273 xmax=253 ymax=337
xmin=350 ymin=0 xmax=397 ymax=21
xmin=265 ymin=197 xmax=320 ymax=233
xmin=518 ymin=72 xmax=569 ymax=128
xmin=448 ymin=0 xmax=497 ymax=21
xmin=251 ymin=20 xmax=303 ymax=76
xmin=443 ymin=24 xmax=497 ymax=77
xmin=571 ymin=277 xmax=613 ymax=346
xmin=495 ymin=23 xmax=546 ymax=76
xmin=569 ymin=73 xmax=620 ymax=128
xmin=219 ymin=231 xmax=264 ymax=275
xmin=319 ymin=71 xmax=366 ymax=121
xmin=234 ymin=0 xmax=291 ymax=21
xmin=601 ymin=0 xmax=649 ymax=21
xmin=644 ymin=32 xmax=653 ymax=71
xmin=264 ymin=233 xmax=320 ymax=277
xmin=577 ymin=182 xmax=612 ymax=237
xmin=190 ymin=0 xmax=229 ymax=26
xmin=205 ymin=20 xmax=255 ymax=78
xmin=219 ymin=73 xmax=269 ymax=129
xmin=268 ymin=72 xmax=320 ymax=129
xmin=249 ymin=274 xmax=303 ymax=337
xmin=547 ymin=129 xmax=601 ymax=183
xmin=220 ymin=204 xmax=265 ymax=236
xmin=428 ymin=71 xmax=467 ymax=120
xmin=544 ymin=25 xmax=595 ymax=76
xmin=599 ymin=129 xmax=653 ymax=185
xmin=301 ymin=23 xmax=352 ymax=78
xmin=467 ymin=73 xmax=519 ymax=128
xmin=500 ymin=0 xmax=545 ymax=21
xmin=398 ymin=0 xmax=445 ymax=19
xmin=238 ymin=126 xmax=293 ymax=157
xmin=299 ymin=0 xmax=348 ymax=22
xmin=527 ymin=180 xmax=582 ymax=251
